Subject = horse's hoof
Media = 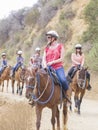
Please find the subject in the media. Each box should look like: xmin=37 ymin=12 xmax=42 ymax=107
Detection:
xmin=16 ymin=90 xmax=18 ymax=94
xmin=63 ymin=126 xmax=68 ymax=130
xmin=19 ymin=91 xmax=22 ymax=96
xmin=12 ymin=91 xmax=14 ymax=94
xmin=78 ymin=111 xmax=81 ymax=115
xmin=74 ymin=108 xmax=78 ymax=112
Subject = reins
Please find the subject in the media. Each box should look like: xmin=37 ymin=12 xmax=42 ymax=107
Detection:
xmin=33 ymin=74 xmax=50 ymax=102
xmin=32 ymin=69 xmax=55 ymax=105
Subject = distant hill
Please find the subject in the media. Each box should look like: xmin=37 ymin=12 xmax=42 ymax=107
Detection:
xmin=0 ymin=0 xmax=98 ymax=71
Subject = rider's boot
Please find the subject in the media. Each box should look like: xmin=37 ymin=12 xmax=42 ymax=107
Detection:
xmin=87 ymin=84 xmax=92 ymax=91
xmin=66 ymin=75 xmax=72 ymax=85
xmin=63 ymin=87 xmax=72 ymax=105
xmin=86 ymin=79 xmax=92 ymax=91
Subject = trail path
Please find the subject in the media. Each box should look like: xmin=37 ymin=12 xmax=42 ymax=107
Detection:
xmin=0 ymin=82 xmax=98 ymax=130
xmin=39 ymin=97 xmax=98 ymax=130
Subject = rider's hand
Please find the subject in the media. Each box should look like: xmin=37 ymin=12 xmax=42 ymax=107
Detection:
xmin=77 ymin=64 xmax=81 ymax=70
xmin=47 ymin=61 xmax=54 ymax=66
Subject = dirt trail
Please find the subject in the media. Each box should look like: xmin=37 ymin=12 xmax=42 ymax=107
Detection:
xmin=0 ymin=82 xmax=98 ymax=130
xmin=39 ymin=97 xmax=98 ymax=130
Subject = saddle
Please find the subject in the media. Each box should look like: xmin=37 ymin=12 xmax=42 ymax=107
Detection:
xmin=48 ymin=67 xmax=60 ymax=85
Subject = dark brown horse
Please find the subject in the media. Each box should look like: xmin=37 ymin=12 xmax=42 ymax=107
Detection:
xmin=70 ymin=67 xmax=88 ymax=114
xmin=0 ymin=65 xmax=11 ymax=92
xmin=25 ymin=67 xmax=72 ymax=130
xmin=11 ymin=66 xmax=26 ymax=95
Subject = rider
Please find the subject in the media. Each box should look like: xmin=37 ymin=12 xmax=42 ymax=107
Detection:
xmin=11 ymin=50 xmax=24 ymax=77
xmin=29 ymin=47 xmax=42 ymax=68
xmin=42 ymin=30 xmax=71 ymax=102
xmin=67 ymin=43 xmax=92 ymax=90
xmin=0 ymin=52 xmax=8 ymax=76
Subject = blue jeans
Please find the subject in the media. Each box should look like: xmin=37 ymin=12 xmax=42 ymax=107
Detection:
xmin=13 ymin=63 xmax=22 ymax=73
xmin=55 ymin=67 xmax=69 ymax=91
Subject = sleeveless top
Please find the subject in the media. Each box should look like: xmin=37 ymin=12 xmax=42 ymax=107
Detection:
xmin=71 ymin=53 xmax=84 ymax=67
xmin=45 ymin=43 xmax=63 ymax=69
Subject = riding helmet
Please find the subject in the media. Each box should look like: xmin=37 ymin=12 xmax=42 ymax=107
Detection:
xmin=46 ymin=30 xmax=59 ymax=38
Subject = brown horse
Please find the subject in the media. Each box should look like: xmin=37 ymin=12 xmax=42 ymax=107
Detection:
xmin=0 ymin=65 xmax=11 ymax=92
xmin=25 ymin=67 xmax=72 ymax=130
xmin=70 ymin=67 xmax=88 ymax=114
xmin=11 ymin=66 xmax=26 ymax=95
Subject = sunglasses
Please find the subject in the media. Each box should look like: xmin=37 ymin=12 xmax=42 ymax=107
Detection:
xmin=76 ymin=47 xmax=81 ymax=49
xmin=47 ymin=36 xmax=52 ymax=39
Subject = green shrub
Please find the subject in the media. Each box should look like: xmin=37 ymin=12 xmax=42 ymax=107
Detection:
xmin=24 ymin=7 xmax=40 ymax=26
xmin=82 ymin=0 xmax=98 ymax=70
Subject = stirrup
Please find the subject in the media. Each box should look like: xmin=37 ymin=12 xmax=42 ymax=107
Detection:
xmin=63 ymin=95 xmax=72 ymax=104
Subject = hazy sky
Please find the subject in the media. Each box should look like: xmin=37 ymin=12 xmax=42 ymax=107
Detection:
xmin=0 ymin=0 xmax=38 ymax=19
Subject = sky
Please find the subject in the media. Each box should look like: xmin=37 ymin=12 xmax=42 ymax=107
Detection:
xmin=0 ymin=0 xmax=38 ymax=19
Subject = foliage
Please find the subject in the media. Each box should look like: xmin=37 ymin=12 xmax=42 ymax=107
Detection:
xmin=37 ymin=1 xmax=58 ymax=28
xmin=24 ymin=6 xmax=40 ymax=26
xmin=82 ymin=0 xmax=98 ymax=70
xmin=55 ymin=11 xmax=72 ymax=43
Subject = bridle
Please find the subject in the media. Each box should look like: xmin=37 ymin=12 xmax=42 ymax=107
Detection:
xmin=77 ymin=68 xmax=87 ymax=89
xmin=26 ymin=70 xmax=55 ymax=105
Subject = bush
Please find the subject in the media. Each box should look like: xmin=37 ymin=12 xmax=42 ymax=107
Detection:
xmin=24 ymin=7 xmax=40 ymax=26
xmin=82 ymin=0 xmax=98 ymax=71
xmin=83 ymin=0 xmax=98 ymax=42
xmin=55 ymin=11 xmax=72 ymax=43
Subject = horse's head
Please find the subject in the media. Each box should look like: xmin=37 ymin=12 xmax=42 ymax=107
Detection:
xmin=25 ymin=66 xmax=38 ymax=99
xmin=77 ymin=67 xmax=87 ymax=89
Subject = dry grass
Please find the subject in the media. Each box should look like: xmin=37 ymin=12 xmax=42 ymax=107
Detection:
xmin=0 ymin=99 xmax=36 ymax=130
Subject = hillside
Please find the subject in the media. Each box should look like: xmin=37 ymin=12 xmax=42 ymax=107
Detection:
xmin=0 ymin=1 xmax=98 ymax=130
xmin=0 ymin=0 xmax=97 ymax=71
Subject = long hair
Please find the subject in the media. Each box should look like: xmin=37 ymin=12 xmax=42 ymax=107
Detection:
xmin=75 ymin=49 xmax=83 ymax=55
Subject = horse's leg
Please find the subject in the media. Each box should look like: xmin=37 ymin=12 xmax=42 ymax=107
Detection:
xmin=17 ymin=81 xmax=20 ymax=94
xmin=51 ymin=106 xmax=57 ymax=130
xmin=36 ymin=105 xmax=43 ymax=130
xmin=62 ymin=102 xmax=68 ymax=130
xmin=6 ymin=80 xmax=9 ymax=92
xmin=56 ymin=106 xmax=60 ymax=130
xmin=78 ymin=90 xmax=85 ymax=114
xmin=74 ymin=90 xmax=79 ymax=112
xmin=69 ymin=97 xmax=72 ymax=111
xmin=20 ymin=81 xmax=24 ymax=95
xmin=12 ymin=79 xmax=15 ymax=94
xmin=1 ymin=81 xmax=4 ymax=92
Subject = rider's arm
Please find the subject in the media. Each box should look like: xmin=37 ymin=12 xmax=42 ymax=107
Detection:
xmin=81 ymin=54 xmax=85 ymax=67
xmin=42 ymin=51 xmax=47 ymax=68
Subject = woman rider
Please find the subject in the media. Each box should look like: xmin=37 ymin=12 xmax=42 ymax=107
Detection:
xmin=42 ymin=30 xmax=71 ymax=101
xmin=0 ymin=52 xmax=8 ymax=75
xmin=67 ymin=43 xmax=92 ymax=90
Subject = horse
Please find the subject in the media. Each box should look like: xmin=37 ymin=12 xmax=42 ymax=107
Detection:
xmin=0 ymin=65 xmax=11 ymax=92
xmin=70 ymin=67 xmax=88 ymax=114
xmin=11 ymin=66 xmax=26 ymax=95
xmin=25 ymin=67 xmax=72 ymax=130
